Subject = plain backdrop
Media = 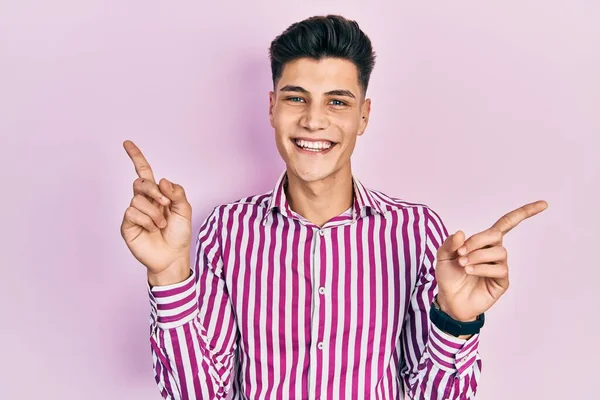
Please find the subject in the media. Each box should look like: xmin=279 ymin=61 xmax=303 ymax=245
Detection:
xmin=1 ymin=1 xmax=598 ymax=399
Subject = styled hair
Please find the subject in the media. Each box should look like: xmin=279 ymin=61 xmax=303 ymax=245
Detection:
xmin=268 ymin=14 xmax=376 ymax=94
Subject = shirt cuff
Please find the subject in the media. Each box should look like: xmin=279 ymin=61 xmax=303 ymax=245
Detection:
xmin=148 ymin=268 xmax=198 ymax=330
xmin=427 ymin=323 xmax=480 ymax=376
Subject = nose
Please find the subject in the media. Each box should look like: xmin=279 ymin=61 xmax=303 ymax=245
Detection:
xmin=300 ymin=103 xmax=329 ymax=131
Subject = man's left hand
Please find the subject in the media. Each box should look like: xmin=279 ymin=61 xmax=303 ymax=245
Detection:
xmin=435 ymin=200 xmax=549 ymax=322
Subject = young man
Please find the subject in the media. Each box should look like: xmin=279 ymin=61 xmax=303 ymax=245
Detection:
xmin=120 ymin=15 xmax=547 ymax=399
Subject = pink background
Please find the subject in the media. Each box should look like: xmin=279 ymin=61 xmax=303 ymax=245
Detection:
xmin=1 ymin=1 xmax=598 ymax=399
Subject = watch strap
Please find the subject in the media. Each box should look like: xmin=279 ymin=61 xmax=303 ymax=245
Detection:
xmin=429 ymin=296 xmax=485 ymax=337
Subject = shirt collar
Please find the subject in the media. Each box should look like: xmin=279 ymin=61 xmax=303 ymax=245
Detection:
xmin=262 ymin=170 xmax=385 ymax=224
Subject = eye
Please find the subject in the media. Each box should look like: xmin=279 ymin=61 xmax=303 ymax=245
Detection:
xmin=286 ymin=96 xmax=305 ymax=103
xmin=330 ymin=99 xmax=347 ymax=106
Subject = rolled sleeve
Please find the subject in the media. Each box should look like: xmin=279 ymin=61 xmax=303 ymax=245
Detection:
xmin=427 ymin=323 xmax=480 ymax=377
xmin=148 ymin=268 xmax=198 ymax=330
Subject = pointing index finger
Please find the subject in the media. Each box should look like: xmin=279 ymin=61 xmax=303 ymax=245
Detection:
xmin=491 ymin=200 xmax=548 ymax=235
xmin=123 ymin=140 xmax=156 ymax=183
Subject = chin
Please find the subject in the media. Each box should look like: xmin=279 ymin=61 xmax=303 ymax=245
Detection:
xmin=288 ymin=163 xmax=338 ymax=183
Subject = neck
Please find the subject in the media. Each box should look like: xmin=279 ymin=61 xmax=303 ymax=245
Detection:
xmin=285 ymin=164 xmax=354 ymax=227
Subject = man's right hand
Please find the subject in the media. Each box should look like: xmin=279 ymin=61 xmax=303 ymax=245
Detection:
xmin=120 ymin=140 xmax=193 ymax=286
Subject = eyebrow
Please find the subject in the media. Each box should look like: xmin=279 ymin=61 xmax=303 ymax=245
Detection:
xmin=279 ymin=85 xmax=356 ymax=99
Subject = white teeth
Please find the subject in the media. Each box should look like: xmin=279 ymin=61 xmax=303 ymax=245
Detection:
xmin=294 ymin=139 xmax=333 ymax=151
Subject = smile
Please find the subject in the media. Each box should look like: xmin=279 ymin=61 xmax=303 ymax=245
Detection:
xmin=293 ymin=138 xmax=336 ymax=154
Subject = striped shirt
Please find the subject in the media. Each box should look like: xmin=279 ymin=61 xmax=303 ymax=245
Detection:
xmin=148 ymin=171 xmax=482 ymax=399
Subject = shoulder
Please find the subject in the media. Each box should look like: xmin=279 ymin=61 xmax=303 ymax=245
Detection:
xmin=367 ymin=187 xmax=447 ymax=231
xmin=367 ymin=187 xmax=431 ymax=215
xmin=368 ymin=187 xmax=450 ymax=253
xmin=203 ymin=190 xmax=273 ymax=223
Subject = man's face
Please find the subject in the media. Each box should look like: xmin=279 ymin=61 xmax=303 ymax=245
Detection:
xmin=269 ymin=57 xmax=371 ymax=183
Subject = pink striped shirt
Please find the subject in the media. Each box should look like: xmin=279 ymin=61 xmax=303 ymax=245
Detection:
xmin=148 ymin=171 xmax=482 ymax=399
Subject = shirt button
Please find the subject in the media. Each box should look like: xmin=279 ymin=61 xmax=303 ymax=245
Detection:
xmin=318 ymin=229 xmax=325 ymax=236
xmin=318 ymin=287 xmax=326 ymax=295
xmin=317 ymin=342 xmax=324 ymax=350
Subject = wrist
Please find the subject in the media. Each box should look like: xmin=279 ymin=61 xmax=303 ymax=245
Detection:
xmin=148 ymin=257 xmax=191 ymax=287
xmin=431 ymin=294 xmax=485 ymax=338
xmin=435 ymin=295 xmax=477 ymax=322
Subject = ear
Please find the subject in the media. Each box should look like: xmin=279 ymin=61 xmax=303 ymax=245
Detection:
xmin=269 ymin=91 xmax=276 ymax=128
xmin=357 ymin=98 xmax=372 ymax=136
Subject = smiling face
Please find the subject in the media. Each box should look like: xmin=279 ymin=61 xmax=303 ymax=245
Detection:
xmin=269 ymin=57 xmax=371 ymax=184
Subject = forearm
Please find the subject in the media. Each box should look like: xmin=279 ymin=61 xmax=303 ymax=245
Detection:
xmin=150 ymin=318 xmax=235 ymax=400
xmin=402 ymin=324 xmax=482 ymax=399
xmin=148 ymin=267 xmax=237 ymax=400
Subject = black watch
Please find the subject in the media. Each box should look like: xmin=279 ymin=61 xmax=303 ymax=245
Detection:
xmin=429 ymin=295 xmax=485 ymax=337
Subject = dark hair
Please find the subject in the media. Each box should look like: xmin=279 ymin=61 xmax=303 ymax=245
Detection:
xmin=269 ymin=14 xmax=376 ymax=94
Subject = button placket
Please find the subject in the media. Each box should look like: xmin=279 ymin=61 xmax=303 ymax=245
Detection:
xmin=315 ymin=227 xmax=327 ymax=390
xmin=308 ymin=226 xmax=328 ymax=397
